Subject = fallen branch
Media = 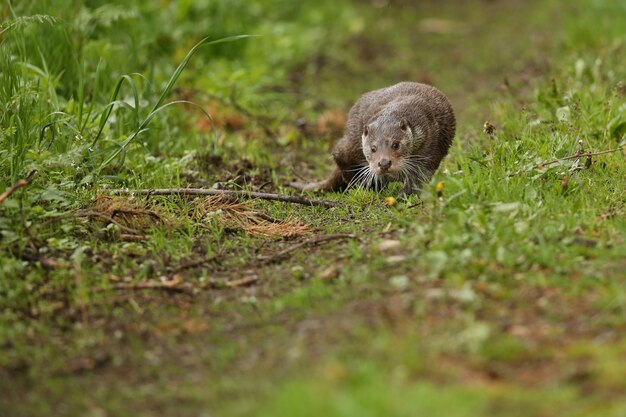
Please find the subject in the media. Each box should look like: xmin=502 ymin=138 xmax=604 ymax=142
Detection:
xmin=258 ymin=233 xmax=359 ymax=264
xmin=98 ymin=276 xmax=258 ymax=293
xmin=98 ymin=282 xmax=195 ymax=294
xmin=213 ymin=275 xmax=259 ymax=288
xmin=171 ymin=256 xmax=220 ymax=273
xmin=119 ymin=234 xmax=148 ymax=242
xmin=508 ymin=145 xmax=625 ymax=177
xmin=107 ymin=188 xmax=340 ymax=208
xmin=0 ymin=170 xmax=37 ymax=207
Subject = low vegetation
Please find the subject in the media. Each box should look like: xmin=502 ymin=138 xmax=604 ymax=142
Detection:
xmin=1 ymin=0 xmax=625 ymax=416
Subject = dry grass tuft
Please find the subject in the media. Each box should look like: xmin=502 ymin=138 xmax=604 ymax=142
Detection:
xmin=194 ymin=195 xmax=312 ymax=238
xmin=94 ymin=194 xmax=165 ymax=230
xmin=90 ymin=194 xmax=310 ymax=238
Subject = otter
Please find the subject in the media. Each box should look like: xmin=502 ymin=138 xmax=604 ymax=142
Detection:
xmin=289 ymin=82 xmax=456 ymax=198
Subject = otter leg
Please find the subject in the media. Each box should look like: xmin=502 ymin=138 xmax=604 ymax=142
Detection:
xmin=396 ymin=181 xmax=420 ymax=200
xmin=289 ymin=167 xmax=350 ymax=193
xmin=397 ymin=169 xmax=434 ymax=199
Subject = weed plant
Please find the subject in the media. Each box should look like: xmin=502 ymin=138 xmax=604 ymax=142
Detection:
xmin=1 ymin=0 xmax=625 ymax=416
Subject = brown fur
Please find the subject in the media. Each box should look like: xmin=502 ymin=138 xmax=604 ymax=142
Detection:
xmin=290 ymin=82 xmax=456 ymax=196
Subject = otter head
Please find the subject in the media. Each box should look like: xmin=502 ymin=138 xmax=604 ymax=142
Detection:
xmin=361 ymin=117 xmax=421 ymax=177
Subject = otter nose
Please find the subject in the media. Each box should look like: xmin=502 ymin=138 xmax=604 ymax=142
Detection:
xmin=378 ymin=159 xmax=392 ymax=171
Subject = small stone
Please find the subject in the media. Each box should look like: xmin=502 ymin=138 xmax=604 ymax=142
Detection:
xmin=424 ymin=288 xmax=445 ymax=299
xmin=240 ymin=295 xmax=258 ymax=304
xmin=389 ymin=275 xmax=409 ymax=289
xmin=291 ymin=265 xmax=305 ymax=278
xmin=386 ymin=255 xmax=407 ymax=264
xmin=319 ymin=266 xmax=339 ymax=281
xmin=378 ymin=239 xmax=401 ymax=252
xmin=510 ymin=325 xmax=530 ymax=337
xmin=449 ymin=284 xmax=477 ymax=303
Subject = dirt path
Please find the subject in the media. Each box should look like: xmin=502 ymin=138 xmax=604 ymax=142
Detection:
xmin=305 ymin=0 xmax=558 ymax=130
xmin=8 ymin=1 xmax=618 ymax=416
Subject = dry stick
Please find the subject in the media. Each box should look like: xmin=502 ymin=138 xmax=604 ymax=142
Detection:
xmin=74 ymin=211 xmax=142 ymax=235
xmin=221 ymin=276 xmax=259 ymax=287
xmin=171 ymin=255 xmax=220 ymax=273
xmin=119 ymin=234 xmax=148 ymax=242
xmin=97 ymin=282 xmax=194 ymax=294
xmin=508 ymin=145 xmax=625 ymax=177
xmin=111 ymin=208 xmax=162 ymax=222
xmin=201 ymin=276 xmax=260 ymax=289
xmin=259 ymin=233 xmax=359 ymax=264
xmin=108 ymin=188 xmax=340 ymax=208
xmin=99 ymin=277 xmax=256 ymax=294
xmin=0 ymin=170 xmax=37 ymax=207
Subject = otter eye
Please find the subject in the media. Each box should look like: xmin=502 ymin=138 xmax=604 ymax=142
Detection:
xmin=371 ymin=146 xmax=377 ymax=153
xmin=391 ymin=142 xmax=400 ymax=150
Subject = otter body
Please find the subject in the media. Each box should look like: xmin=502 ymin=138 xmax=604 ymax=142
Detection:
xmin=290 ymin=82 xmax=455 ymax=197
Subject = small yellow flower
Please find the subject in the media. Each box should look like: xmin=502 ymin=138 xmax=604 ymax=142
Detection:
xmin=436 ymin=182 xmax=444 ymax=197
xmin=384 ymin=196 xmax=397 ymax=206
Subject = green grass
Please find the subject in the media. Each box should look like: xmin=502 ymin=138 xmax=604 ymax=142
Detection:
xmin=1 ymin=0 xmax=626 ymax=416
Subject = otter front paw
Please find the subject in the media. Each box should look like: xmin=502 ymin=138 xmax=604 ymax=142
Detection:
xmin=399 ymin=181 xmax=423 ymax=199
xmin=394 ymin=190 xmax=407 ymax=200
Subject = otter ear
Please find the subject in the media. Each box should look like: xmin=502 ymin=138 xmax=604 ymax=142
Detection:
xmin=399 ymin=118 xmax=410 ymax=132
xmin=363 ymin=125 xmax=369 ymax=136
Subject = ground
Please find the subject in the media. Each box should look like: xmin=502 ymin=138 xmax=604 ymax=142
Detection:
xmin=1 ymin=0 xmax=626 ymax=416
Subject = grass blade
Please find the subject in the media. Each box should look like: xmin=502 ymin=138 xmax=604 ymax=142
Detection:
xmin=98 ymin=35 xmax=254 ymax=169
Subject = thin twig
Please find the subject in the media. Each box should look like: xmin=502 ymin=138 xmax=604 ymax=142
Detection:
xmin=98 ymin=277 xmax=258 ymax=293
xmin=508 ymin=145 xmax=625 ymax=177
xmin=96 ymin=282 xmax=195 ymax=294
xmin=170 ymin=256 xmax=220 ymax=273
xmin=119 ymin=234 xmax=148 ymax=242
xmin=258 ymin=233 xmax=360 ymax=264
xmin=111 ymin=208 xmax=162 ymax=222
xmin=0 ymin=170 xmax=37 ymax=207
xmin=206 ymin=276 xmax=259 ymax=288
xmin=254 ymin=212 xmax=282 ymax=223
xmin=107 ymin=188 xmax=340 ymax=208
xmin=74 ymin=211 xmax=142 ymax=235
xmin=224 ymin=276 xmax=258 ymax=287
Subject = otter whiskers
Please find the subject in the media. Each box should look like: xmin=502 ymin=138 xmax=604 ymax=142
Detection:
xmin=345 ymin=165 xmax=370 ymax=191
xmin=402 ymin=156 xmax=430 ymax=184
